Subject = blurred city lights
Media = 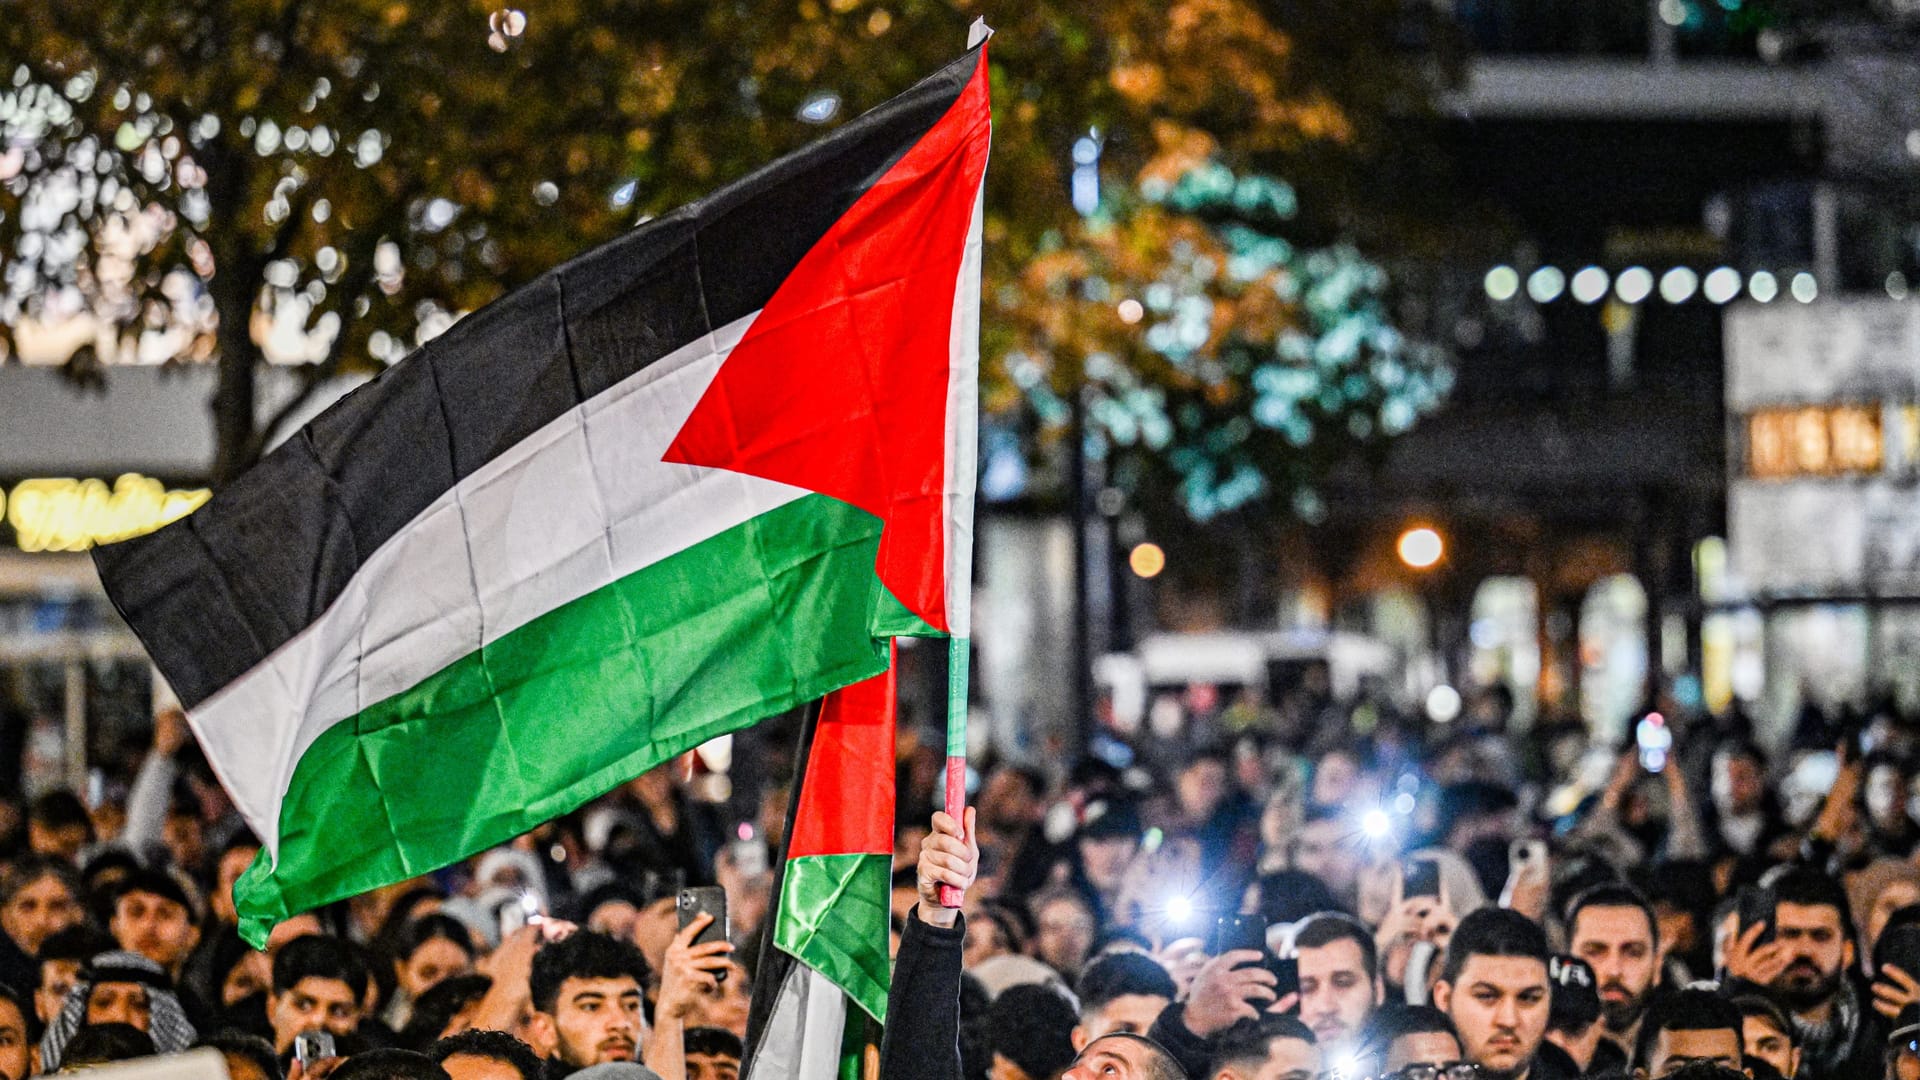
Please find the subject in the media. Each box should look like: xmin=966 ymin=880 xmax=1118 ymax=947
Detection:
xmin=1130 ymin=542 xmax=1167 ymax=579
xmin=1426 ymin=684 xmax=1462 ymax=723
xmin=1890 ymin=272 xmax=1910 ymax=301
xmin=1615 ymin=266 xmax=1653 ymax=304
xmin=797 ymin=93 xmax=842 ymax=124
xmin=1659 ymin=267 xmax=1698 ymax=304
xmin=1484 ymin=265 xmax=1519 ymax=301
xmin=1397 ymin=526 xmax=1444 ymax=569
xmin=1165 ymin=893 xmax=1194 ymax=924
xmin=1749 ymin=271 xmax=1779 ymax=302
xmin=1570 ymin=267 xmax=1609 ymax=304
xmin=1703 ymin=267 xmax=1742 ymax=304
xmin=1117 ymin=298 xmax=1144 ymax=324
xmin=1791 ymin=272 xmax=1818 ymax=303
xmin=1658 ymin=0 xmax=1690 ymax=26
xmin=1526 ymin=267 xmax=1565 ymax=303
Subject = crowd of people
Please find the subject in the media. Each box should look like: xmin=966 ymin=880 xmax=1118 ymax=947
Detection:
xmin=4 ymin=681 xmax=1920 ymax=1080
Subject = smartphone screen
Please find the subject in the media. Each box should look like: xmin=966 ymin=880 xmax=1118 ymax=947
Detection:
xmin=1404 ymin=858 xmax=1441 ymax=899
xmin=1738 ymin=886 xmax=1776 ymax=947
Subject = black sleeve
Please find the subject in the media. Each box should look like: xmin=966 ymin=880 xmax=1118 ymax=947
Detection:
xmin=1146 ymin=1002 xmax=1214 ymax=1080
xmin=879 ymin=907 xmax=967 ymax=1080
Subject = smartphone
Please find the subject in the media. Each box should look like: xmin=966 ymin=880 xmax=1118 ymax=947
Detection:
xmin=1738 ymin=886 xmax=1776 ymax=948
xmin=1875 ymin=925 xmax=1920 ymax=978
xmin=293 ymin=1031 xmax=335 ymax=1067
xmin=1404 ymin=857 xmax=1441 ymax=899
xmin=1209 ymin=913 xmax=1267 ymax=958
xmin=678 ymin=886 xmax=729 ymax=983
xmin=1270 ymin=954 xmax=1299 ymax=1000
xmin=498 ymin=892 xmax=539 ymax=940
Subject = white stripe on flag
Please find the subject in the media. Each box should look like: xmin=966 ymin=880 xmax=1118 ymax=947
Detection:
xmin=187 ymin=310 xmax=807 ymax=859
xmin=745 ymin=964 xmax=848 ymax=1080
xmin=940 ymin=164 xmax=986 ymax=638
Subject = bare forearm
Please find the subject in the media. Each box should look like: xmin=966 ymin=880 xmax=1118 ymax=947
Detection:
xmin=644 ymin=1016 xmax=686 ymax=1080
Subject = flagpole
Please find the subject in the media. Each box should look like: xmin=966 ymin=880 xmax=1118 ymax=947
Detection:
xmin=937 ymin=634 xmax=970 ymax=908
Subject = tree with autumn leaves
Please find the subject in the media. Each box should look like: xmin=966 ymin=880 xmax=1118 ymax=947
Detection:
xmin=1 ymin=0 xmax=1454 ymax=522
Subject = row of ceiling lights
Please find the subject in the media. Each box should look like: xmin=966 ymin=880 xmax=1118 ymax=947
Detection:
xmin=1482 ymin=265 xmax=1835 ymax=306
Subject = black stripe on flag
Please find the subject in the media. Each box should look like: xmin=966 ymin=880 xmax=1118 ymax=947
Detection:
xmin=93 ymin=46 xmax=985 ymax=711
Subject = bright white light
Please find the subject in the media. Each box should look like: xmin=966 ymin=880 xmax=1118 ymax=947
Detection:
xmin=798 ymin=92 xmax=841 ymax=124
xmin=1526 ymin=267 xmax=1565 ymax=303
xmin=1427 ymin=685 xmax=1462 ymax=724
xmin=1890 ymin=272 xmax=1910 ymax=301
xmin=1393 ymin=792 xmax=1417 ymax=815
xmin=1118 ymin=298 xmax=1144 ymax=324
xmin=1749 ymin=271 xmax=1779 ymax=303
xmin=1703 ymin=267 xmax=1741 ymax=304
xmin=1360 ymin=809 xmax=1392 ymax=840
xmin=1398 ymin=527 xmax=1443 ymax=569
xmin=1571 ymin=267 xmax=1610 ymax=304
xmin=1615 ymin=266 xmax=1654 ymax=304
xmin=1791 ymin=272 xmax=1818 ymax=303
xmin=1659 ymin=0 xmax=1689 ymax=26
xmin=1484 ymin=265 xmax=1519 ymax=301
xmin=1165 ymin=894 xmax=1193 ymax=924
xmin=1659 ymin=267 xmax=1698 ymax=304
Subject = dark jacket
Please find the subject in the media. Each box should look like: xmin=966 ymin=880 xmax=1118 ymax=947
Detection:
xmin=878 ymin=907 xmax=966 ymax=1080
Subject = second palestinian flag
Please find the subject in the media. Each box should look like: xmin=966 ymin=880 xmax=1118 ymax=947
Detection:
xmin=93 ymin=45 xmax=990 ymax=943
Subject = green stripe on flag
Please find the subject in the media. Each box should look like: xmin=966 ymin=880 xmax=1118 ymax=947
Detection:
xmin=774 ymin=853 xmax=893 ymax=1025
xmin=234 ymin=494 xmax=898 ymax=945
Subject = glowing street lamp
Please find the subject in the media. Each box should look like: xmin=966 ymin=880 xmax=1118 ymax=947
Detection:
xmin=1398 ymin=526 xmax=1444 ymax=570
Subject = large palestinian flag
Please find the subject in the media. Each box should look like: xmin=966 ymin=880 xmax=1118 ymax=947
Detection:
xmin=743 ymin=663 xmax=897 ymax=1080
xmin=92 ymin=43 xmax=989 ymax=944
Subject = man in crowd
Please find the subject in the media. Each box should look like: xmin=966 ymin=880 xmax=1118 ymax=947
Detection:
xmin=39 ymin=951 xmax=197 ymax=1071
xmin=1360 ymin=1005 xmax=1467 ymax=1077
xmin=1566 ymin=883 xmax=1663 ymax=1054
xmin=1204 ymin=1016 xmax=1317 ymax=1080
xmin=1291 ymin=912 xmax=1381 ymax=1055
xmin=1733 ymin=995 xmax=1800 ymax=1080
xmin=32 ymin=926 xmax=112 ymax=1026
xmin=1725 ymin=866 xmax=1881 ymax=1078
xmin=431 ymin=1029 xmax=548 ymax=1080
xmin=682 ymin=1027 xmax=741 ymax=1080
xmin=986 ymin=984 xmax=1080 ymax=1080
xmin=527 ymin=932 xmax=650 ymax=1074
xmin=1541 ymin=956 xmax=1605 ymax=1076
xmin=268 ymin=935 xmax=368 ymax=1056
xmin=1633 ymin=988 xmax=1743 ymax=1078
xmin=1433 ymin=908 xmax=1552 ymax=1080
xmin=1074 ymin=952 xmax=1178 ymax=1048
xmin=108 ymin=869 xmax=200 ymax=981
xmin=0 ymin=984 xmax=30 ymax=1080
xmin=0 ymin=859 xmax=83 ymax=994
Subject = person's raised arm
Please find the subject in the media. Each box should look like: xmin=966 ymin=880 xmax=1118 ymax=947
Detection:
xmin=878 ymin=808 xmax=977 ymax=1080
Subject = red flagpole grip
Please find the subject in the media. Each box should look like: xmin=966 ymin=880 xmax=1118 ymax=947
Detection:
xmin=939 ymin=754 xmax=967 ymax=908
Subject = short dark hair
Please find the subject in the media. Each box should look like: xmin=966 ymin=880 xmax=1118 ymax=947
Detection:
xmin=1565 ymin=883 xmax=1659 ymax=950
xmin=1209 ymin=1015 xmax=1315 ymax=1075
xmin=329 ymin=1048 xmax=450 ymax=1080
xmin=113 ymin=867 xmax=197 ymax=919
xmin=28 ymin=791 xmax=92 ymax=835
xmin=61 ymin=1022 xmax=155 ymax=1066
xmin=684 ymin=1027 xmax=744 ymax=1062
xmin=1660 ymin=1064 xmax=1747 ymax=1080
xmin=1360 ymin=1004 xmax=1457 ymax=1058
xmin=1439 ymin=908 xmax=1548 ymax=984
xmin=430 ymin=1030 xmax=544 ymax=1080
xmin=528 ymin=931 xmax=650 ymax=1015
xmin=38 ymin=925 xmax=116 ymax=966
xmin=196 ymin=1032 xmax=284 ymax=1080
xmin=0 ymin=980 xmax=37 ymax=1043
xmin=400 ymin=974 xmax=492 ymax=1051
xmin=389 ymin=914 xmax=476 ymax=966
xmin=1075 ymin=953 xmax=1176 ymax=1018
xmin=986 ymin=984 xmax=1078 ymax=1079
xmin=1764 ymin=864 xmax=1857 ymax=942
xmin=1634 ymin=987 xmax=1742 ymax=1069
xmin=1731 ymin=995 xmax=1796 ymax=1046
xmin=0 ymin=855 xmax=80 ymax=906
xmin=1292 ymin=912 xmax=1378 ymax=982
xmin=1079 ymin=1032 xmax=1187 ymax=1080
xmin=273 ymin=934 xmax=371 ymax=1001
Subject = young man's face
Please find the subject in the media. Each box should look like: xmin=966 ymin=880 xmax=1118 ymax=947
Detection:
xmin=270 ymin=975 xmax=364 ymax=1052
xmin=1643 ymin=1027 xmax=1740 ymax=1078
xmin=1740 ymin=1015 xmax=1798 ymax=1078
xmin=540 ymin=975 xmax=645 ymax=1068
xmin=1384 ymin=1031 xmax=1465 ymax=1073
xmin=0 ymin=995 xmax=29 ymax=1080
xmin=35 ymin=958 xmax=80 ymax=1024
xmin=1296 ymin=937 xmax=1379 ymax=1048
xmin=1224 ymin=1035 xmax=1319 ymax=1080
xmin=86 ymin=980 xmax=152 ymax=1031
xmin=685 ymin=1052 xmax=739 ymax=1080
xmin=1569 ymin=905 xmax=1658 ymax=1032
xmin=1770 ymin=902 xmax=1852 ymax=1010
xmin=1 ymin=873 xmax=83 ymax=957
xmin=111 ymin=889 xmax=199 ymax=971
xmin=1437 ymin=955 xmax=1550 ymax=1077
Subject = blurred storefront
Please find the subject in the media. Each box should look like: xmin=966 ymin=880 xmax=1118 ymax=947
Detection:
xmin=1722 ymin=297 xmax=1920 ymax=734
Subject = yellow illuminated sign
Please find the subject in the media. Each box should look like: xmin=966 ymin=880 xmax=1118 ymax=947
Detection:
xmin=1747 ymin=404 xmax=1884 ymax=479
xmin=1 ymin=474 xmax=210 ymax=553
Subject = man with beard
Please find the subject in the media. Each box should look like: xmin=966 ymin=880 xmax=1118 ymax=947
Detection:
xmin=1292 ymin=913 xmax=1381 ymax=1057
xmin=1567 ymin=884 xmax=1663 ymax=1055
xmin=1434 ymin=909 xmax=1553 ymax=1080
xmin=1724 ymin=867 xmax=1883 ymax=1079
